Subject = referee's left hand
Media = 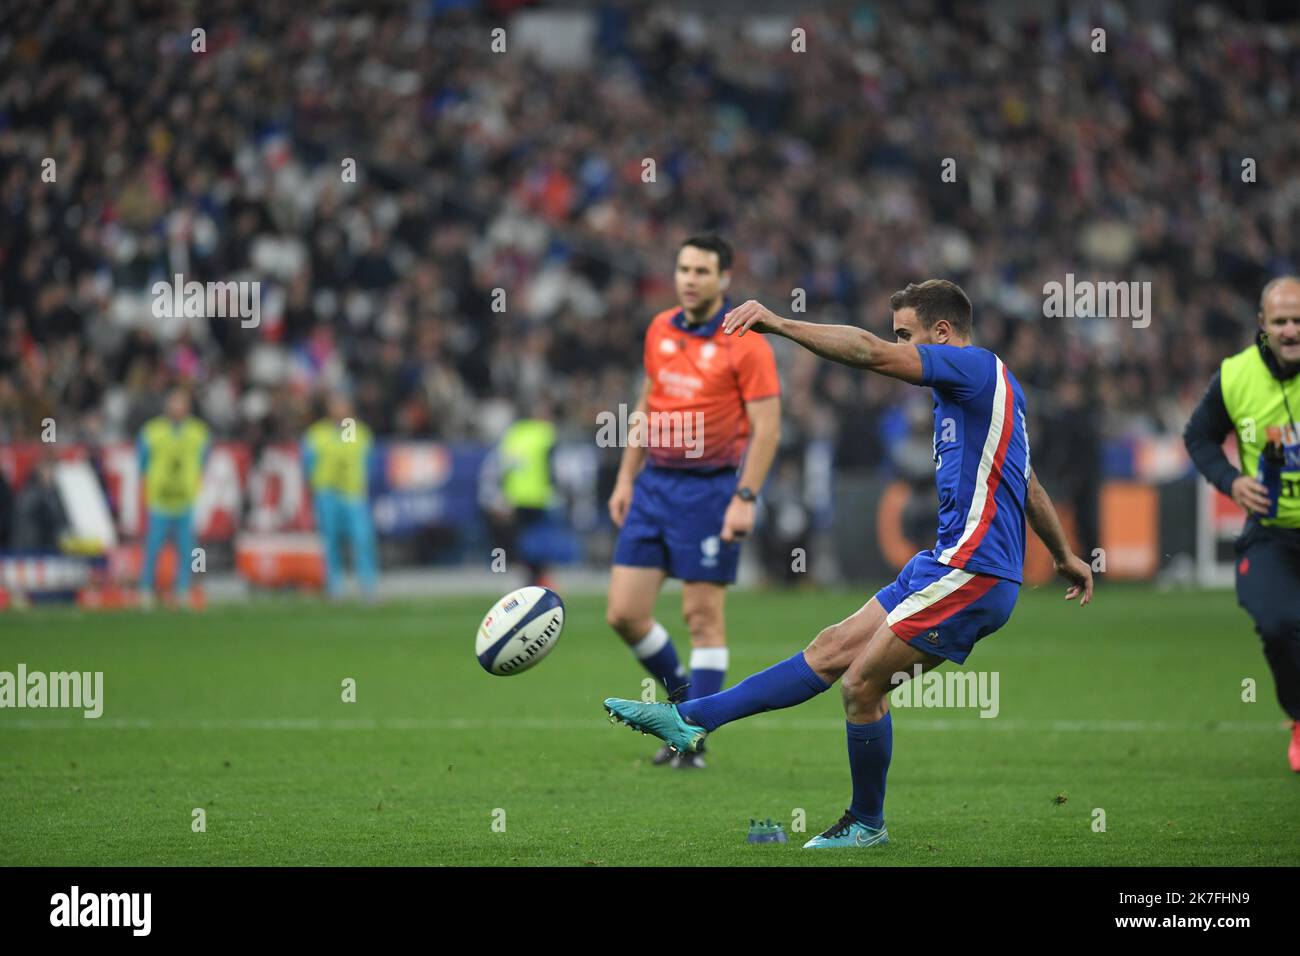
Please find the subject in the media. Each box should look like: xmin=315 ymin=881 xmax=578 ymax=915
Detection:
xmin=720 ymin=497 xmax=755 ymax=543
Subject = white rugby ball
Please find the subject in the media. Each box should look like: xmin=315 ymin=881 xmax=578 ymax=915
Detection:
xmin=476 ymin=586 xmax=565 ymax=676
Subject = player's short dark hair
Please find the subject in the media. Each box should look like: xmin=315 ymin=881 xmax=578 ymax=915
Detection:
xmin=889 ymin=279 xmax=972 ymax=336
xmin=679 ymin=234 xmax=732 ymax=273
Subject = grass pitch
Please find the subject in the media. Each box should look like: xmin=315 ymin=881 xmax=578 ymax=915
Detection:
xmin=1 ymin=583 xmax=1296 ymax=866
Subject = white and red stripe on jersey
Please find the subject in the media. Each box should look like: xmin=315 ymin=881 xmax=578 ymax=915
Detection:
xmin=916 ymin=344 xmax=1029 ymax=583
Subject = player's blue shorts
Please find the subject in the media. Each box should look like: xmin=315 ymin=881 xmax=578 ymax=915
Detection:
xmin=874 ymin=550 xmax=1019 ymax=664
xmin=613 ymin=464 xmax=740 ymax=584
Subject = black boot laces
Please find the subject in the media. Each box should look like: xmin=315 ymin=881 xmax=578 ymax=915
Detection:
xmin=819 ymin=810 xmax=858 ymax=839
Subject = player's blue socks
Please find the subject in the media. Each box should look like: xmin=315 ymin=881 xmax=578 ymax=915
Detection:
xmin=846 ymin=713 xmax=893 ymax=829
xmin=630 ymin=622 xmax=689 ymax=699
xmin=687 ymin=647 xmax=728 ymax=700
xmin=677 ymin=651 xmax=829 ymax=731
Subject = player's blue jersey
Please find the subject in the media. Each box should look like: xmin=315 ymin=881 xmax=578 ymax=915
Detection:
xmin=916 ymin=344 xmax=1030 ymax=583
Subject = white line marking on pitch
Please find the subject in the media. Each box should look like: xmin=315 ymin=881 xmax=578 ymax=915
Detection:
xmin=0 ymin=716 xmax=1284 ymax=733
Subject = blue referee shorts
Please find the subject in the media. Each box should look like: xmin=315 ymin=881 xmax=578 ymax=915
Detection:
xmin=613 ymin=465 xmax=740 ymax=584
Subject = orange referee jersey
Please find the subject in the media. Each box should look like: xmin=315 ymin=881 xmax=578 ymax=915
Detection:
xmin=642 ymin=298 xmax=780 ymax=469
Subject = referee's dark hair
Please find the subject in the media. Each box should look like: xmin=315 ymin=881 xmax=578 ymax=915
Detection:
xmin=889 ymin=279 xmax=973 ymax=337
xmin=680 ymin=234 xmax=733 ymax=273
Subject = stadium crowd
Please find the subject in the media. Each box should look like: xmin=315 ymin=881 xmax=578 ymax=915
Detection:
xmin=1 ymin=0 xmax=1297 ymax=555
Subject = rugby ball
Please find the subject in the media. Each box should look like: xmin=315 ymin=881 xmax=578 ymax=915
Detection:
xmin=476 ymin=586 xmax=565 ymax=676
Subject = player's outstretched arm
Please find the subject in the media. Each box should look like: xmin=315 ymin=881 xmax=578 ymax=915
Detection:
xmin=723 ymin=300 xmax=924 ymax=384
xmin=1026 ymin=470 xmax=1093 ymax=605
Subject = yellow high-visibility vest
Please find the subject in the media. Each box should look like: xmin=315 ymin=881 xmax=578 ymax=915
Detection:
xmin=304 ymin=418 xmax=373 ymax=499
xmin=500 ymin=420 xmax=555 ymax=509
xmin=140 ymin=416 xmax=210 ymax=513
xmin=1221 ymin=343 xmax=1300 ymax=527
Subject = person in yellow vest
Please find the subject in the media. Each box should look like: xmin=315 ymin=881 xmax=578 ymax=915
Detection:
xmin=303 ymin=392 xmax=377 ymax=600
xmin=1184 ymin=276 xmax=1300 ymax=772
xmin=138 ymin=387 xmax=210 ymax=608
xmin=487 ymin=407 xmax=563 ymax=589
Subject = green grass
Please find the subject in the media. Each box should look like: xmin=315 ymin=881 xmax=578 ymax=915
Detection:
xmin=0 ymin=583 xmax=1295 ymax=866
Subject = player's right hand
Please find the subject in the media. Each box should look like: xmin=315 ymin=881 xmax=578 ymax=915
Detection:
xmin=1055 ymin=553 xmax=1094 ymax=606
xmin=608 ymin=481 xmax=634 ymax=528
xmin=723 ymin=299 xmax=780 ymax=337
xmin=1230 ymin=475 xmax=1272 ymax=515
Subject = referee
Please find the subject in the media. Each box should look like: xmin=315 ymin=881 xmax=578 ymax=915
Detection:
xmin=1184 ymin=276 xmax=1300 ymax=772
xmin=606 ymin=234 xmax=781 ymax=769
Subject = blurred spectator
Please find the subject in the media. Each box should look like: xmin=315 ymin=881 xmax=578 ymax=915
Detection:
xmin=481 ymin=400 xmax=573 ymax=587
xmin=0 ymin=465 xmax=14 ymax=548
xmin=137 ymin=388 xmax=209 ymax=605
xmin=757 ymin=457 xmax=813 ymax=585
xmin=303 ymin=392 xmax=379 ymax=600
xmin=1 ymin=0 xmax=1296 ymax=573
xmin=11 ymin=456 xmax=67 ymax=551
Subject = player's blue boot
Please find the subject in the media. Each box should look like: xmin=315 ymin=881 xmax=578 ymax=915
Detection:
xmin=802 ymin=810 xmax=889 ymax=849
xmin=603 ymin=698 xmax=707 ymax=754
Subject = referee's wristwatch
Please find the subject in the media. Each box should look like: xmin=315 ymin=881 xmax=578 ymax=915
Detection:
xmin=735 ymin=486 xmax=757 ymax=503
